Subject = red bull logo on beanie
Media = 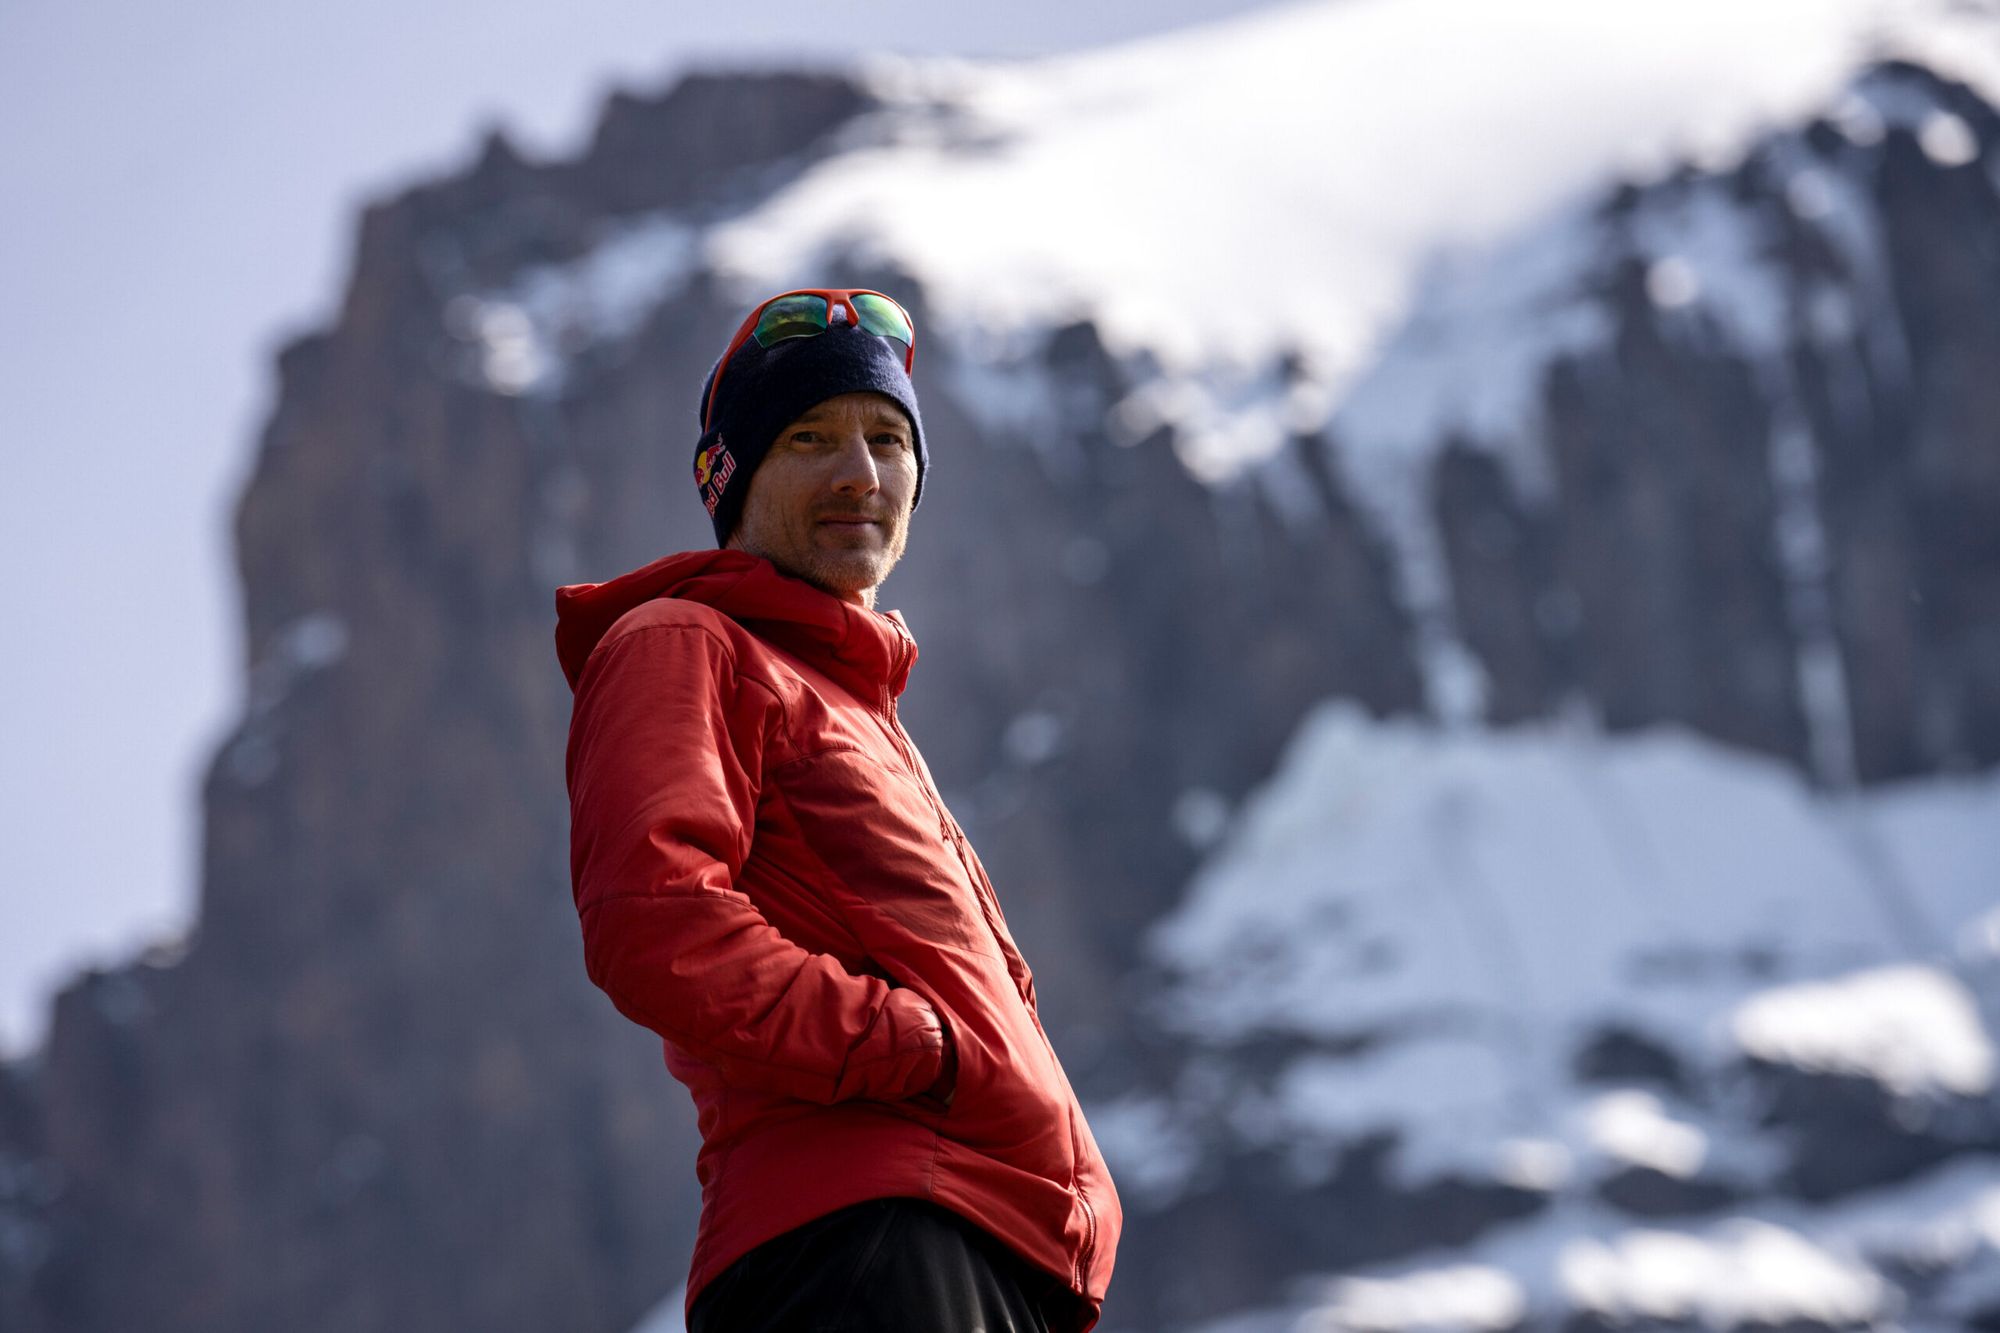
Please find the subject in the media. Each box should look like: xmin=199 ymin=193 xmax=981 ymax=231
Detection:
xmin=695 ymin=438 xmax=738 ymax=516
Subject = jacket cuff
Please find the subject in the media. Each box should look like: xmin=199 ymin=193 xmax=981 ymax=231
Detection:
xmin=831 ymin=986 xmax=946 ymax=1105
xmin=906 ymin=1004 xmax=957 ymax=1113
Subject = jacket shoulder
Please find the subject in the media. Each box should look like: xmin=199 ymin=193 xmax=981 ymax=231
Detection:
xmin=591 ymin=601 xmax=792 ymax=725
xmin=600 ymin=597 xmax=741 ymax=654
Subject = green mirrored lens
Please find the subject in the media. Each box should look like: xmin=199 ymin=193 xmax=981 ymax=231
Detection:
xmin=851 ymin=293 xmax=914 ymax=347
xmin=752 ymin=295 xmax=829 ymax=346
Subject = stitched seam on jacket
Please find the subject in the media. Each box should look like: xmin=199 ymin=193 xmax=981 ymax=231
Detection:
xmin=589 ymin=621 xmax=791 ymax=739
xmin=581 ymin=885 xmax=753 ymax=908
xmin=769 ymin=744 xmax=943 ymax=810
xmin=925 ymin=1107 xmax=944 ymax=1197
xmin=769 ymin=742 xmax=873 ymax=774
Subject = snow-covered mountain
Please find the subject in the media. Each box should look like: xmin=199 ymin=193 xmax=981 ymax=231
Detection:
xmin=1104 ymin=707 xmax=2000 ymax=1328
xmin=468 ymin=0 xmax=2000 ymax=783
xmin=2 ymin=2 xmax=1996 ymax=1330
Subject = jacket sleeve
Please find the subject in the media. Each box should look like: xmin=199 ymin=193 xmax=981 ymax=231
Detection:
xmin=565 ymin=620 xmax=949 ymax=1104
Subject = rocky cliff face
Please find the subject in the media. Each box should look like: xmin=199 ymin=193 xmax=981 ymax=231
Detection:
xmin=0 ymin=39 xmax=1995 ymax=1333
xmin=1411 ymin=60 xmax=2000 ymax=788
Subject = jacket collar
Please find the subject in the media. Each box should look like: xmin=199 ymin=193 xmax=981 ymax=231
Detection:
xmin=554 ymin=548 xmax=916 ymax=705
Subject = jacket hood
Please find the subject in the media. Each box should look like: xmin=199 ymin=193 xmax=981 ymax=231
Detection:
xmin=553 ymin=548 xmax=916 ymax=701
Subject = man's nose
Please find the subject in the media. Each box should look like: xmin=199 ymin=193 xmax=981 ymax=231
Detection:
xmin=827 ymin=431 xmax=880 ymax=494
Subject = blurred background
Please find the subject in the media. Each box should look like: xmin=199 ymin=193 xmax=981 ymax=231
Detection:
xmin=3 ymin=0 xmax=1998 ymax=1328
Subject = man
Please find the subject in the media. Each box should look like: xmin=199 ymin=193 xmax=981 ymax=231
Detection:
xmin=553 ymin=289 xmax=1121 ymax=1332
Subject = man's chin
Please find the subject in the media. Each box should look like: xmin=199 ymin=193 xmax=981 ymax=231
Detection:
xmin=781 ymin=551 xmax=892 ymax=603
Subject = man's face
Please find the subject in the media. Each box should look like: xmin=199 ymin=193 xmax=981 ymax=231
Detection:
xmin=727 ymin=391 xmax=918 ymax=607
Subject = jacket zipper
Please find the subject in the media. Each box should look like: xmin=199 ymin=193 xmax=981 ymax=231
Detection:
xmin=873 ymin=654 xmax=1013 ymax=966
xmin=1075 ymin=1183 xmax=1097 ymax=1291
xmin=877 ymin=633 xmax=950 ymax=839
xmin=882 ymin=690 xmax=953 ymax=843
xmin=870 ymin=632 xmax=1003 ymax=928
xmin=878 ymin=628 xmax=1095 ymax=1296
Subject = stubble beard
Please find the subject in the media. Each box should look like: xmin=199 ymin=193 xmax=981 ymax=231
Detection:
xmin=740 ymin=510 xmax=910 ymax=608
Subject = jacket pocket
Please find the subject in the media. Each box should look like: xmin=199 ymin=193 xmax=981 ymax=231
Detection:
xmin=912 ymin=979 xmax=1075 ymax=1180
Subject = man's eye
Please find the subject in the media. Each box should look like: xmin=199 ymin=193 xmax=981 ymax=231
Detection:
xmin=872 ymin=435 xmax=910 ymax=449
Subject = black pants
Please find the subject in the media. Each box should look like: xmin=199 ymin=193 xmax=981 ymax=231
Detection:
xmin=687 ymin=1196 xmax=1076 ymax=1332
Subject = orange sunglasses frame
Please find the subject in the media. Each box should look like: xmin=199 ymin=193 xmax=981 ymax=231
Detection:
xmin=702 ymin=288 xmax=917 ymax=435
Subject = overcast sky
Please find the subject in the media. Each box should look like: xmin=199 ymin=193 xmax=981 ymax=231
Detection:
xmin=0 ymin=0 xmax=1288 ymax=1056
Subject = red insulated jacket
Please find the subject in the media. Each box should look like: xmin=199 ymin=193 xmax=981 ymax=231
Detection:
xmin=555 ymin=548 xmax=1120 ymax=1330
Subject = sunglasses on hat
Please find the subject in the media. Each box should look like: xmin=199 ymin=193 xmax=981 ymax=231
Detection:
xmin=703 ymin=288 xmax=917 ymax=434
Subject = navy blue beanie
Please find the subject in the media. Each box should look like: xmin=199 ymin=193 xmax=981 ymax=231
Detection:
xmin=693 ymin=316 xmax=926 ymax=546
